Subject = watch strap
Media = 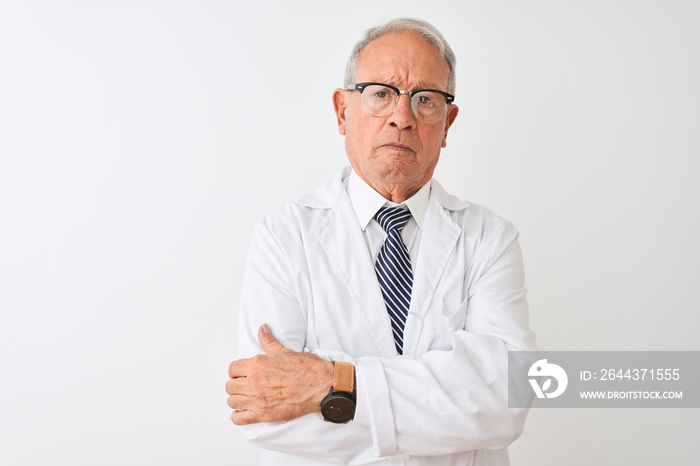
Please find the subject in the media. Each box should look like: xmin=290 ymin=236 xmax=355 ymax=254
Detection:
xmin=333 ymin=361 xmax=355 ymax=394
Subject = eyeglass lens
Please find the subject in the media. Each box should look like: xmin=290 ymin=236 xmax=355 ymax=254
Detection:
xmin=360 ymin=84 xmax=447 ymax=122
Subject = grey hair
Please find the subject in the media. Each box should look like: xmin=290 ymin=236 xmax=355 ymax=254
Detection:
xmin=343 ymin=18 xmax=456 ymax=95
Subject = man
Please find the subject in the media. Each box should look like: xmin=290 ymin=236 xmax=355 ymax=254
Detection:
xmin=226 ymin=18 xmax=537 ymax=465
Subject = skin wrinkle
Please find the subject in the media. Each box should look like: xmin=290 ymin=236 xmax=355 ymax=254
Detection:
xmin=366 ymin=77 xmax=442 ymax=91
xmin=226 ymin=325 xmax=334 ymax=424
xmin=333 ymin=31 xmax=459 ymax=203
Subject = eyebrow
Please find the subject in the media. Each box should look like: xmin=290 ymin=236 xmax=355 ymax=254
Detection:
xmin=367 ymin=78 xmax=445 ymax=91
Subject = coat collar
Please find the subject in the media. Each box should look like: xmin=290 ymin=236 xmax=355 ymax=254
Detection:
xmin=296 ymin=166 xmax=470 ymax=213
xmin=302 ymin=167 xmax=468 ymax=356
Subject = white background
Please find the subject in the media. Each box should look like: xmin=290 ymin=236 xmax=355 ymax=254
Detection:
xmin=1 ymin=0 xmax=698 ymax=464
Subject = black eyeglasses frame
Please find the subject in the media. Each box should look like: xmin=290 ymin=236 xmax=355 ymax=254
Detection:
xmin=346 ymin=82 xmax=455 ymax=106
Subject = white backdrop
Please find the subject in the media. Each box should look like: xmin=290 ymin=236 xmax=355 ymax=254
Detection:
xmin=1 ymin=1 xmax=698 ymax=465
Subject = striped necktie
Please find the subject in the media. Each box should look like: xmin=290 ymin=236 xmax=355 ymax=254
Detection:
xmin=374 ymin=207 xmax=413 ymax=355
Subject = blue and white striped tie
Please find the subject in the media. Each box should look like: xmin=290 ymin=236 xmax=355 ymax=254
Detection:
xmin=374 ymin=207 xmax=413 ymax=355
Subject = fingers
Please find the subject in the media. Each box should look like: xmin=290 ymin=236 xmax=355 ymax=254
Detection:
xmin=230 ymin=404 xmax=305 ymax=425
xmin=227 ymin=323 xmax=309 ymax=426
xmin=229 ymin=323 xmax=283 ymax=379
xmin=228 ymin=356 xmax=255 ymax=379
xmin=231 ymin=408 xmax=260 ymax=425
xmin=258 ymin=323 xmax=286 ymax=354
xmin=228 ymin=359 xmax=242 ymax=379
xmin=227 ymin=394 xmax=250 ymax=409
xmin=225 ymin=376 xmax=244 ymax=395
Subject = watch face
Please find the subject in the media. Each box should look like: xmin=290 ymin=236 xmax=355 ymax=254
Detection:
xmin=321 ymin=395 xmax=355 ymax=424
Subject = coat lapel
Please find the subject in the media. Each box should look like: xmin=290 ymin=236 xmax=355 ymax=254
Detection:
xmin=315 ymin=192 xmax=398 ymax=357
xmin=409 ymin=185 xmax=462 ymax=319
xmin=309 ymin=172 xmax=466 ymax=358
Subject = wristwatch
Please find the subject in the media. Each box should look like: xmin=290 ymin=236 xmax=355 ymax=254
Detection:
xmin=320 ymin=361 xmax=356 ymax=424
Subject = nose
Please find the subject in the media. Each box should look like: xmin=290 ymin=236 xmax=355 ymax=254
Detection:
xmin=388 ymin=94 xmax=415 ymax=130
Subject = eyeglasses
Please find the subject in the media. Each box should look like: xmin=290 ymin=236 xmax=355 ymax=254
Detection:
xmin=346 ymin=82 xmax=455 ymax=123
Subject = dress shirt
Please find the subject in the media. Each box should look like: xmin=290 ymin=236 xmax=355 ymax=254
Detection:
xmin=345 ymin=169 xmax=430 ymax=267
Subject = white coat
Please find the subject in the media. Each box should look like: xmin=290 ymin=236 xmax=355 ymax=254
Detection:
xmin=237 ymin=167 xmax=537 ymax=465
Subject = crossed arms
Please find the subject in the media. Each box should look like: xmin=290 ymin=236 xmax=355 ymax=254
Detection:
xmin=226 ymin=214 xmax=536 ymax=462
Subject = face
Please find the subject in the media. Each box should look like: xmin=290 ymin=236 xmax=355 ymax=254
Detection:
xmin=333 ymin=31 xmax=459 ymax=201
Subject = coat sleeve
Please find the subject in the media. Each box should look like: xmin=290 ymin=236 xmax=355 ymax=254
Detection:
xmin=320 ymin=220 xmax=537 ymax=459
xmin=236 ymin=217 xmax=536 ymax=462
xmin=236 ymin=221 xmax=381 ymax=464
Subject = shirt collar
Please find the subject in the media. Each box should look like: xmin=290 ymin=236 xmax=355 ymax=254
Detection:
xmin=347 ymin=168 xmax=430 ymax=231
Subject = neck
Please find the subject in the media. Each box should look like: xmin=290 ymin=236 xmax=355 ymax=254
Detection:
xmin=372 ymin=183 xmax=418 ymax=203
xmin=351 ymin=166 xmax=430 ymax=203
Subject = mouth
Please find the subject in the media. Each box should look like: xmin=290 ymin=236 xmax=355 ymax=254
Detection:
xmin=380 ymin=143 xmax=414 ymax=152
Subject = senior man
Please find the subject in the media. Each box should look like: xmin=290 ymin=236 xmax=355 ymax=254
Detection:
xmin=226 ymin=18 xmax=537 ymax=465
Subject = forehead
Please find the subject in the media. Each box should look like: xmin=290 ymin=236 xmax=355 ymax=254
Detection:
xmin=355 ymin=31 xmax=450 ymax=89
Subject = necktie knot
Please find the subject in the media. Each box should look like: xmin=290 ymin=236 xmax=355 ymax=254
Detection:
xmin=375 ymin=207 xmax=412 ymax=233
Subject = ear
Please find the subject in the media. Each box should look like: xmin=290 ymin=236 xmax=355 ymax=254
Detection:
xmin=441 ymin=104 xmax=459 ymax=148
xmin=332 ymin=88 xmax=348 ymax=135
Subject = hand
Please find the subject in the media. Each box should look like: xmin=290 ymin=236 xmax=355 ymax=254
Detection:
xmin=226 ymin=324 xmax=334 ymax=425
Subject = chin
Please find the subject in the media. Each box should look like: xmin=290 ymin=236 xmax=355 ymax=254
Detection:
xmin=377 ymin=165 xmax=414 ymax=182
